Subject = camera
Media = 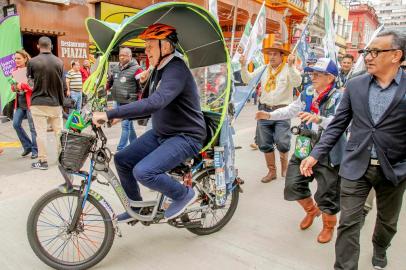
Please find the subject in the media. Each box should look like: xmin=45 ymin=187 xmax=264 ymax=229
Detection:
xmin=290 ymin=125 xmax=320 ymax=142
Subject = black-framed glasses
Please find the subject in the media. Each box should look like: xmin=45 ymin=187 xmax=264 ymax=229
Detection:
xmin=358 ymin=49 xmax=399 ymax=58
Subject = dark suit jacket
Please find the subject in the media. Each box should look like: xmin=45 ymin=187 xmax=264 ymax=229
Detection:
xmin=311 ymin=69 xmax=406 ymax=186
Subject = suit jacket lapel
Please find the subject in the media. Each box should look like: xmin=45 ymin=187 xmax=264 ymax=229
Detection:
xmin=376 ymin=72 xmax=406 ymax=126
xmin=360 ymin=76 xmax=375 ymax=125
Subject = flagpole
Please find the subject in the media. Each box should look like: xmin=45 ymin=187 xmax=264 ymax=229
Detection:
xmin=291 ymin=5 xmax=318 ymax=54
xmin=230 ymin=0 xmax=239 ymax=56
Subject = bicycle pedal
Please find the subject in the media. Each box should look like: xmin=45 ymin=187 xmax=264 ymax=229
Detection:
xmin=181 ymin=220 xmax=202 ymax=228
xmin=115 ymin=226 xmax=122 ymax=237
xmin=128 ymin=220 xmax=139 ymax=226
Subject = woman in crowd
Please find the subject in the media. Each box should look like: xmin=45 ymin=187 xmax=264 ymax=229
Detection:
xmin=11 ymin=49 xmax=38 ymax=159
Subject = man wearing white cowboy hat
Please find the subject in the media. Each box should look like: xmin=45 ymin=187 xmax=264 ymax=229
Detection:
xmin=240 ymin=40 xmax=301 ymax=182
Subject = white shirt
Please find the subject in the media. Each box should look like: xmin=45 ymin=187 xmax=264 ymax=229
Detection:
xmin=270 ymin=93 xmax=334 ymax=131
xmin=241 ymin=63 xmax=302 ymax=106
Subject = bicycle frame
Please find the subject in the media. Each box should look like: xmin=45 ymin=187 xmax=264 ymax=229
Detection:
xmin=63 ymin=152 xmax=209 ymax=232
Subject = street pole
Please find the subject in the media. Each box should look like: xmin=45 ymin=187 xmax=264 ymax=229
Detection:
xmin=230 ymin=0 xmax=239 ymax=56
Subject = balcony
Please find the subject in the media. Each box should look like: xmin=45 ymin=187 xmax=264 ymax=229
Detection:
xmin=261 ymin=0 xmax=308 ymax=18
xmin=313 ymin=14 xmax=325 ymax=29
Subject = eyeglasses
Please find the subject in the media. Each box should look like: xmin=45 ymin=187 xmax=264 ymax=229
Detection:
xmin=358 ymin=49 xmax=399 ymax=58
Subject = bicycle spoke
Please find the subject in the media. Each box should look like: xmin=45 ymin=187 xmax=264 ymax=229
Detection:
xmin=34 ymin=193 xmax=109 ymax=265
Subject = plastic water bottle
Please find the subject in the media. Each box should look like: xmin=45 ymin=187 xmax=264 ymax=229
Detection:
xmin=214 ymin=146 xmax=226 ymax=206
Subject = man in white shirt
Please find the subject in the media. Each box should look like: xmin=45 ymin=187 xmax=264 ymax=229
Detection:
xmin=240 ymin=41 xmax=301 ymax=182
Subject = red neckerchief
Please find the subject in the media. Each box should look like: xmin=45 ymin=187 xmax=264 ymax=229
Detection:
xmin=310 ymin=83 xmax=334 ymax=114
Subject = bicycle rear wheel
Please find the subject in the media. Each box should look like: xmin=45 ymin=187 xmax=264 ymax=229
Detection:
xmin=27 ymin=189 xmax=115 ymax=270
xmin=186 ymin=169 xmax=239 ymax=235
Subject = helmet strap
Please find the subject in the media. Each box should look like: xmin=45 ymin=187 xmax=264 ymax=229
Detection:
xmin=156 ymin=39 xmax=174 ymax=68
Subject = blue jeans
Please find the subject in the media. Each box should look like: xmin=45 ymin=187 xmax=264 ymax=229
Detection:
xmin=115 ymin=102 xmax=137 ymax=151
xmin=70 ymin=91 xmax=82 ymax=112
xmin=114 ymin=130 xmax=202 ymax=201
xmin=13 ymin=108 xmax=38 ymax=155
xmin=257 ymin=104 xmax=291 ymax=153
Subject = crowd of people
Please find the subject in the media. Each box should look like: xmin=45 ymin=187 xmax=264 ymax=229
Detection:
xmin=2 ymin=24 xmax=406 ymax=270
xmin=242 ymin=29 xmax=406 ymax=270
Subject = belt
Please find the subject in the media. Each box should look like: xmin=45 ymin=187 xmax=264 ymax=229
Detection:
xmin=370 ymin=159 xmax=380 ymax=166
xmin=259 ymin=103 xmax=287 ymax=111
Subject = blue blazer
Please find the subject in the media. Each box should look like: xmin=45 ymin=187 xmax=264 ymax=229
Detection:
xmin=311 ymin=70 xmax=406 ymax=186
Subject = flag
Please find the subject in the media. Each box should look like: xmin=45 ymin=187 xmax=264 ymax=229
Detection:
xmin=231 ymin=20 xmax=252 ymax=72
xmin=0 ymin=15 xmax=22 ymax=114
xmin=323 ymin=0 xmax=337 ymax=64
xmin=296 ymin=29 xmax=311 ymax=68
xmin=244 ymin=1 xmax=266 ymax=63
xmin=209 ymin=0 xmax=219 ymax=22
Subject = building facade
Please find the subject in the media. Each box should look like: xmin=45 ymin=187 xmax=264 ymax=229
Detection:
xmin=374 ymin=0 xmax=406 ymax=32
xmin=306 ymin=0 xmax=350 ymax=58
xmin=0 ymin=0 xmax=309 ymax=68
xmin=346 ymin=2 xmax=379 ymax=59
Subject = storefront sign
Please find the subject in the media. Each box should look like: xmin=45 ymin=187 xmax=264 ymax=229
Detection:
xmin=0 ymin=54 xmax=16 ymax=77
xmin=97 ymin=2 xmax=144 ymax=47
xmin=60 ymin=40 xmax=88 ymax=59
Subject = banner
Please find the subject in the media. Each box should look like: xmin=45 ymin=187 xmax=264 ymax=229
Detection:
xmin=0 ymin=15 xmax=22 ymax=113
xmin=231 ymin=1 xmax=266 ymax=72
xmin=231 ymin=21 xmax=252 ymax=72
xmin=244 ymin=1 xmax=266 ymax=63
xmin=296 ymin=29 xmax=313 ymax=69
xmin=323 ymin=1 xmax=337 ymax=64
xmin=209 ymin=0 xmax=219 ymax=21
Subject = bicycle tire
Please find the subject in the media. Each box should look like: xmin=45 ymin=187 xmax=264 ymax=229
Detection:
xmin=27 ymin=189 xmax=115 ymax=270
xmin=187 ymin=169 xmax=239 ymax=235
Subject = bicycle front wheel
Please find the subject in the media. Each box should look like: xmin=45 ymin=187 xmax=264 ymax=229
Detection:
xmin=27 ymin=189 xmax=115 ymax=270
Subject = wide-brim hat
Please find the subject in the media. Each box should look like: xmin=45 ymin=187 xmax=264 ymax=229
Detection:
xmin=262 ymin=40 xmax=290 ymax=56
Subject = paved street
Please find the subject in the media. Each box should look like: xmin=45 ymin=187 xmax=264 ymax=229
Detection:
xmin=0 ymin=104 xmax=405 ymax=270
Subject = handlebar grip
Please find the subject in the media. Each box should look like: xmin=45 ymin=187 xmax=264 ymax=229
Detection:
xmin=97 ymin=119 xmax=106 ymax=125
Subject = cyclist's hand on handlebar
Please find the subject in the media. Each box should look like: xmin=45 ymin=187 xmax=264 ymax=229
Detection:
xmin=92 ymin=112 xmax=108 ymax=127
xmin=110 ymin=119 xmax=121 ymax=126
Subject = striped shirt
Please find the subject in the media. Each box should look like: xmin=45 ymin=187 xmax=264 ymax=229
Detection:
xmin=66 ymin=70 xmax=83 ymax=92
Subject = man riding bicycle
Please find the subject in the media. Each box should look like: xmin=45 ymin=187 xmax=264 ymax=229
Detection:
xmin=93 ymin=23 xmax=207 ymax=222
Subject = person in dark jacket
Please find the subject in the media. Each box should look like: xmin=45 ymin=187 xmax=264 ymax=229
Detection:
xmin=300 ymin=30 xmax=406 ymax=270
xmin=108 ymin=47 xmax=143 ymax=151
xmin=28 ymin=36 xmax=64 ymax=170
xmin=93 ymin=24 xmax=206 ymax=222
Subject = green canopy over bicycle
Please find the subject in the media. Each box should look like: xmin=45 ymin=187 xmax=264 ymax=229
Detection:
xmin=84 ymin=1 xmax=232 ymax=152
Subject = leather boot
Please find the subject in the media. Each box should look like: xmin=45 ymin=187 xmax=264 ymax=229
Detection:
xmin=261 ymin=152 xmax=277 ymax=183
xmin=280 ymin=152 xmax=289 ymax=177
xmin=297 ymin=197 xmax=321 ymax=230
xmin=317 ymin=213 xmax=337 ymax=243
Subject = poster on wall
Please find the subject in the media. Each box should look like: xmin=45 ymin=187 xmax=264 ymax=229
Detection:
xmin=96 ymin=2 xmax=144 ymax=48
xmin=0 ymin=15 xmax=22 ymax=117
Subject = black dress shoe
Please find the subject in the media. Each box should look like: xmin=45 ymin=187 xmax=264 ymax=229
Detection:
xmin=21 ymin=149 xmax=32 ymax=157
xmin=372 ymin=246 xmax=387 ymax=269
xmin=31 ymin=154 xmax=38 ymax=159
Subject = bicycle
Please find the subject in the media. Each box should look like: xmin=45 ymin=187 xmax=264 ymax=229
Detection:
xmin=27 ymin=116 xmax=243 ymax=270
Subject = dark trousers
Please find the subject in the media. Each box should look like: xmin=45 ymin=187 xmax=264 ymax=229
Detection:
xmin=284 ymin=155 xmax=341 ymax=215
xmin=334 ymin=165 xmax=406 ymax=270
xmin=256 ymin=103 xmax=291 ymax=153
xmin=114 ymin=130 xmax=202 ymax=202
